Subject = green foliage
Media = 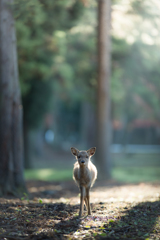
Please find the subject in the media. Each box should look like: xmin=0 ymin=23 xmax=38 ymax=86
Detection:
xmin=111 ymin=0 xmax=160 ymax=122
xmin=14 ymin=0 xmax=84 ymax=129
xmin=38 ymin=198 xmax=43 ymax=204
xmin=52 ymin=27 xmax=97 ymax=103
xmin=113 ymin=152 xmax=160 ymax=183
xmin=14 ymin=0 xmax=160 ymax=131
xmin=23 ymin=79 xmax=53 ymax=128
xmin=116 ymin=42 xmax=160 ymax=121
xmin=21 ymin=193 xmax=29 ymax=202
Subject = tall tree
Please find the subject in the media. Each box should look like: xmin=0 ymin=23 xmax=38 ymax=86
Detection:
xmin=13 ymin=0 xmax=84 ymax=167
xmin=0 ymin=0 xmax=26 ymax=195
xmin=96 ymin=0 xmax=112 ymax=179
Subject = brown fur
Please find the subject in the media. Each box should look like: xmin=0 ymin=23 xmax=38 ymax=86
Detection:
xmin=71 ymin=147 xmax=97 ymax=217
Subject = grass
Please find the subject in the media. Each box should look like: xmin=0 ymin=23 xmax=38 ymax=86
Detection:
xmin=25 ymin=153 xmax=160 ymax=182
xmin=25 ymin=166 xmax=160 ymax=183
xmin=113 ymin=153 xmax=160 ymax=167
xmin=113 ymin=166 xmax=160 ymax=183
xmin=25 ymin=168 xmax=73 ymax=181
xmin=112 ymin=153 xmax=160 ymax=183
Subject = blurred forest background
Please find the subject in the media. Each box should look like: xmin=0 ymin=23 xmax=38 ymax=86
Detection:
xmin=1 ymin=0 xmax=160 ymax=186
xmin=17 ymin=0 xmax=160 ymax=181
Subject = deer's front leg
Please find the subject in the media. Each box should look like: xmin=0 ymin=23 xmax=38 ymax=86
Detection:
xmin=86 ymin=187 xmax=91 ymax=215
xmin=84 ymin=197 xmax=88 ymax=212
xmin=79 ymin=186 xmax=85 ymax=217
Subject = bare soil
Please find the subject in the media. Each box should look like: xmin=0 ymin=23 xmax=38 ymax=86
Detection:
xmin=0 ymin=180 xmax=160 ymax=240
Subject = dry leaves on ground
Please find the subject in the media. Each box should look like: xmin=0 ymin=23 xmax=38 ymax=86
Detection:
xmin=0 ymin=180 xmax=160 ymax=240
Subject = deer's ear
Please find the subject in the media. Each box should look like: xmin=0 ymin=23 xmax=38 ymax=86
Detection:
xmin=87 ymin=147 xmax=96 ymax=156
xmin=71 ymin=147 xmax=79 ymax=156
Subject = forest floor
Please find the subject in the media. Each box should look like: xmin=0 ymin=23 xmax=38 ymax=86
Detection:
xmin=0 ymin=179 xmax=160 ymax=240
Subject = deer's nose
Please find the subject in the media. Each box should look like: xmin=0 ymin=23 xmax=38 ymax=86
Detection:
xmin=81 ymin=160 xmax=85 ymax=164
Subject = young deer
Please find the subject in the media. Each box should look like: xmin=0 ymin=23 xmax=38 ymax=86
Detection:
xmin=71 ymin=147 xmax=97 ymax=217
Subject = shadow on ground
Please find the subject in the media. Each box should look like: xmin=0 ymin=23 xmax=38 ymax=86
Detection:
xmin=0 ymin=199 xmax=159 ymax=239
xmin=0 ymin=180 xmax=160 ymax=239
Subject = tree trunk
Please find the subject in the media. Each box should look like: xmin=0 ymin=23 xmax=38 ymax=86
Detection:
xmin=0 ymin=0 xmax=27 ymax=196
xmin=24 ymin=122 xmax=32 ymax=169
xmin=80 ymin=102 xmax=96 ymax=149
xmin=96 ymin=0 xmax=112 ymax=179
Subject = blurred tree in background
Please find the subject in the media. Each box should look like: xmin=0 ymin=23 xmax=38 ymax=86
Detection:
xmin=112 ymin=0 xmax=160 ymax=121
xmin=1 ymin=0 xmax=160 ymax=193
xmin=14 ymin=0 xmax=84 ymax=129
xmin=96 ymin=0 xmax=112 ymax=179
xmin=11 ymin=0 xmax=160 ymax=169
xmin=0 ymin=0 xmax=26 ymax=195
xmin=13 ymin=0 xmax=84 ymax=167
xmin=111 ymin=0 xmax=160 ymax=144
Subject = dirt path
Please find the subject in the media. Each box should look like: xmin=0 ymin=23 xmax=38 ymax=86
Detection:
xmin=0 ymin=180 xmax=160 ymax=239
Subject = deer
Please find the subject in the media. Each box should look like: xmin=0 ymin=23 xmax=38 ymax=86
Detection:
xmin=71 ymin=147 xmax=97 ymax=217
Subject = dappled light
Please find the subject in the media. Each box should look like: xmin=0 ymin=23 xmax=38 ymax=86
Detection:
xmin=0 ymin=181 xmax=160 ymax=239
xmin=0 ymin=0 xmax=160 ymax=239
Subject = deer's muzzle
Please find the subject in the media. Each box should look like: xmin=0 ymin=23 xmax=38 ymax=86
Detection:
xmin=81 ymin=160 xmax=85 ymax=164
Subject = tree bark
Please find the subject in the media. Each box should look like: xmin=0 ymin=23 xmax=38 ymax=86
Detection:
xmin=0 ymin=0 xmax=27 ymax=196
xmin=80 ymin=102 xmax=96 ymax=149
xmin=96 ymin=0 xmax=112 ymax=179
xmin=24 ymin=122 xmax=32 ymax=169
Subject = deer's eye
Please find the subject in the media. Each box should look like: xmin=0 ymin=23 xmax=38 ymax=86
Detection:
xmin=86 ymin=155 xmax=89 ymax=158
xmin=78 ymin=156 xmax=80 ymax=159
